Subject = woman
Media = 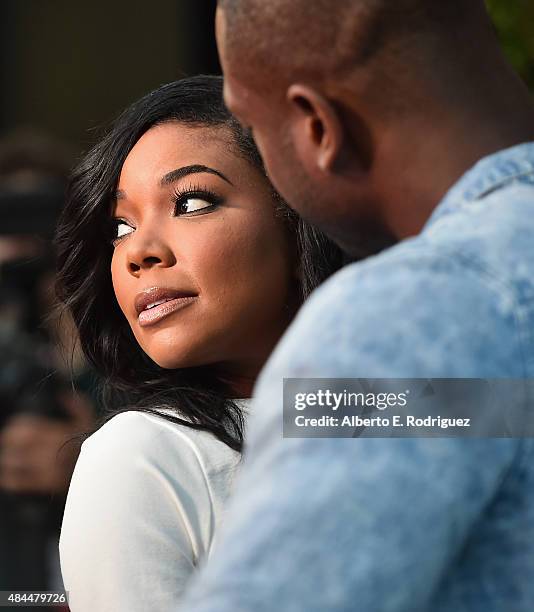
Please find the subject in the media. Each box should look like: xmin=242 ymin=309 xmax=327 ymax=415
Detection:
xmin=56 ymin=75 xmax=345 ymax=611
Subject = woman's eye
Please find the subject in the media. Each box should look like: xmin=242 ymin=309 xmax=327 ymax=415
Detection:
xmin=176 ymin=197 xmax=216 ymax=215
xmin=115 ymin=221 xmax=134 ymax=240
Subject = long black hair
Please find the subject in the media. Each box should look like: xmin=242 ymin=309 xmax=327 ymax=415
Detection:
xmin=55 ymin=75 xmax=346 ymax=452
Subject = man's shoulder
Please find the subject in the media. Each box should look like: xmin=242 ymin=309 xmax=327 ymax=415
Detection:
xmin=307 ymin=232 xmax=505 ymax=317
xmin=422 ymin=181 xmax=534 ymax=285
xmin=267 ymin=216 xmax=530 ymax=378
xmin=309 ymin=179 xmax=534 ymax=325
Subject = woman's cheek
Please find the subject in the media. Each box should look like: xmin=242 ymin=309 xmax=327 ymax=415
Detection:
xmin=188 ymin=220 xmax=246 ymax=284
xmin=110 ymin=252 xmax=134 ymax=324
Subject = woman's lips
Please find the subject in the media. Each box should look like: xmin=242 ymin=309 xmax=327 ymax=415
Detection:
xmin=138 ymin=295 xmax=197 ymax=327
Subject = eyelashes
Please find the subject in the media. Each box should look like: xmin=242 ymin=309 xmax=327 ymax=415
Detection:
xmin=109 ymin=184 xmax=224 ymax=246
xmin=171 ymin=184 xmax=224 ymax=216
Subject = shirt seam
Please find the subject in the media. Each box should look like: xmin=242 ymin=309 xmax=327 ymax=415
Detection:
xmin=140 ymin=411 xmax=219 ymax=555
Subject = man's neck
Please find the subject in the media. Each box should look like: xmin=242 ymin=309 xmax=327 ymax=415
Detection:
xmin=378 ymin=88 xmax=534 ymax=240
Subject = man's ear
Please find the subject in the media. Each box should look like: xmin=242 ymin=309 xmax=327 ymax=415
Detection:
xmin=286 ymin=83 xmax=343 ymax=173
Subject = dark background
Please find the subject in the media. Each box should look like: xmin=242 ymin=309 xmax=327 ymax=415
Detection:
xmin=0 ymin=0 xmax=221 ymax=149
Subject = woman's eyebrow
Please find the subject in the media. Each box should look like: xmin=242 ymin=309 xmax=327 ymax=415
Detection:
xmin=113 ymin=164 xmax=234 ymax=201
xmin=160 ymin=164 xmax=233 ymax=187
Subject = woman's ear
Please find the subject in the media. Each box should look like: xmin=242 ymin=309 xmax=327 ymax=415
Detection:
xmin=286 ymin=83 xmax=343 ymax=173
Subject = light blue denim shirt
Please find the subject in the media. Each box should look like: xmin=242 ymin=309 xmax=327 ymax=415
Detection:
xmin=181 ymin=143 xmax=534 ymax=612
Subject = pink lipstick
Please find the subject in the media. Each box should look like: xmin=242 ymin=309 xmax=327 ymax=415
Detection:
xmin=135 ymin=287 xmax=197 ymax=327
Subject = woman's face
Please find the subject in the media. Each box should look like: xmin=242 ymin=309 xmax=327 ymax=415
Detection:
xmin=110 ymin=122 xmax=297 ymax=384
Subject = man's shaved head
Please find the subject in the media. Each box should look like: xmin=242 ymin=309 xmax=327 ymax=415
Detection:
xmin=216 ymin=0 xmax=534 ymax=251
xmin=219 ymin=0 xmax=489 ymax=90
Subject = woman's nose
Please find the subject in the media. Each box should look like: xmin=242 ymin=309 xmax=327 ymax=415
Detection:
xmin=126 ymin=230 xmax=176 ymax=275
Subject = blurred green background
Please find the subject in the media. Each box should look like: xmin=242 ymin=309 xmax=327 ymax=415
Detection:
xmin=487 ymin=0 xmax=534 ymax=89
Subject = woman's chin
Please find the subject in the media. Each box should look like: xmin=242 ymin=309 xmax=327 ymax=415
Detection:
xmin=145 ymin=349 xmax=205 ymax=371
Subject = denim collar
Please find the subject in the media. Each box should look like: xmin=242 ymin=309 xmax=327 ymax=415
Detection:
xmin=424 ymin=141 xmax=534 ymax=230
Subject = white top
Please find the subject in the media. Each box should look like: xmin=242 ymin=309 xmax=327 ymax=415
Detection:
xmin=59 ymin=405 xmax=246 ymax=611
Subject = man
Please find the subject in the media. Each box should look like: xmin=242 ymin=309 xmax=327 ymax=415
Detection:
xmin=182 ymin=1 xmax=534 ymax=610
